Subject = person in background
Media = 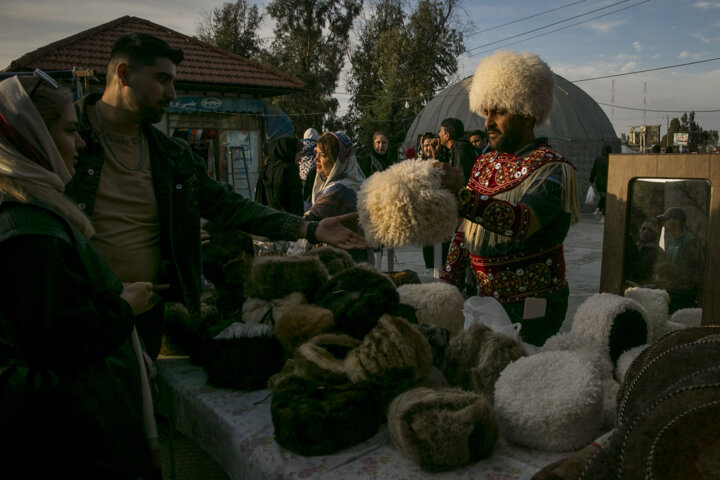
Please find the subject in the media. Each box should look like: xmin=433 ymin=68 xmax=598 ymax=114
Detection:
xmin=589 ymin=145 xmax=611 ymax=221
xmin=66 ymin=33 xmax=365 ymax=357
xmin=418 ymin=131 xmax=436 ymax=160
xmin=358 ymin=129 xmax=392 ymax=177
xmin=299 ymin=127 xmax=318 ymax=209
xmin=632 ymin=218 xmax=667 ymax=286
xmin=0 ymin=72 xmax=158 ymax=478
xmin=439 ymin=50 xmax=579 ymax=347
xmin=304 ymin=131 xmax=368 ymax=262
xmin=436 ymin=117 xmax=477 ymax=183
xmin=656 ymin=207 xmax=705 ymax=312
xmin=255 ymin=136 xmax=304 ymax=216
xmin=467 ymin=129 xmax=489 ymax=156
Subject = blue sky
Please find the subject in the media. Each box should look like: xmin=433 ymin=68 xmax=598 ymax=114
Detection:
xmin=1 ymin=0 xmax=718 ymax=139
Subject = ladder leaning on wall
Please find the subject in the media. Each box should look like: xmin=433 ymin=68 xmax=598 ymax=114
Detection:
xmin=229 ymin=145 xmax=252 ymax=198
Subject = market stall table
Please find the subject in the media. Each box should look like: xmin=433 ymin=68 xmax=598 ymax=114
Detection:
xmin=156 ymin=356 xmax=567 ymax=480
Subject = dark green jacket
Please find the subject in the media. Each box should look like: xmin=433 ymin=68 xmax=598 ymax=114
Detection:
xmin=0 ymin=199 xmax=152 ymax=478
xmin=68 ymin=93 xmax=303 ymax=316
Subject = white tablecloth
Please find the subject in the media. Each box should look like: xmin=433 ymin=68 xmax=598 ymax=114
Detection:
xmin=157 ymin=356 xmax=567 ymax=480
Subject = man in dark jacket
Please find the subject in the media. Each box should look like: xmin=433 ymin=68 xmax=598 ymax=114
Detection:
xmin=66 ymin=33 xmax=365 ymax=356
xmin=437 ymin=117 xmax=478 ymax=183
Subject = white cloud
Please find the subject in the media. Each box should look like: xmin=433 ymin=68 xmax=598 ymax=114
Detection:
xmin=620 ymin=61 xmax=638 ymax=73
xmin=678 ymin=50 xmax=704 ymax=59
xmin=693 ymin=1 xmax=720 ymax=8
xmin=633 ymin=42 xmax=644 ymax=52
xmin=586 ymin=19 xmax=626 ymax=33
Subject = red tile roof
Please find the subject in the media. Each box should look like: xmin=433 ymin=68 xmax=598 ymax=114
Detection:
xmin=4 ymin=16 xmax=304 ymax=96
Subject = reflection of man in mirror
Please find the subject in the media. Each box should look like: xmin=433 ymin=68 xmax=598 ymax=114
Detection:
xmin=657 ymin=207 xmax=705 ymax=312
xmin=633 ymin=219 xmax=667 ymax=286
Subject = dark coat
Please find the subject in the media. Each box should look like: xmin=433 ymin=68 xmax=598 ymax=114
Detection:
xmin=255 ymin=161 xmax=304 ymax=216
xmin=68 ymin=93 xmax=303 ymax=317
xmin=0 ymin=200 xmax=152 ymax=478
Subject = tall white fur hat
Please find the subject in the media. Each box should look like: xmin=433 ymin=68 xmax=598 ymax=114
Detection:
xmin=469 ymin=50 xmax=555 ymax=124
xmin=357 ymin=159 xmax=458 ymax=248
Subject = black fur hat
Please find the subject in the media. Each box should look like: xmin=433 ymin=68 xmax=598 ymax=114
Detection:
xmin=314 ymin=264 xmax=399 ymax=339
xmin=301 ymin=246 xmax=356 ymax=277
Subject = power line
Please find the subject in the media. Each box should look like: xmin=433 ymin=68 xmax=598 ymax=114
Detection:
xmin=571 ymin=56 xmax=720 ymax=82
xmin=465 ymin=0 xmax=636 ymax=54
xmin=596 ymin=101 xmax=720 ymax=113
xmin=466 ymin=0 xmax=588 ymax=37
xmin=466 ymin=0 xmax=650 ymax=58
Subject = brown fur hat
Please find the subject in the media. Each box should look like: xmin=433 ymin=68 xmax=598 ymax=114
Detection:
xmin=300 ymin=246 xmax=355 ymax=277
xmin=245 ymin=255 xmax=328 ymax=301
xmin=268 ymin=333 xmax=360 ymax=389
xmin=344 ymin=315 xmax=433 ymax=388
xmin=273 ymin=304 xmax=335 ymax=354
xmin=442 ymin=324 xmax=526 ymax=396
xmin=314 ymin=264 xmax=399 ymax=339
xmin=388 ymin=387 xmax=498 ymax=472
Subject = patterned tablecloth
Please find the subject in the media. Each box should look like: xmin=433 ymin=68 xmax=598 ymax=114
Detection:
xmin=156 ymin=356 xmax=567 ymax=480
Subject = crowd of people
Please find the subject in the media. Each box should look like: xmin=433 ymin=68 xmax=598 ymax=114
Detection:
xmin=0 ymin=31 xmax=707 ymax=477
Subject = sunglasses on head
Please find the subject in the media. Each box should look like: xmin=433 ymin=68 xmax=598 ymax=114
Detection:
xmin=27 ymin=68 xmax=59 ymax=97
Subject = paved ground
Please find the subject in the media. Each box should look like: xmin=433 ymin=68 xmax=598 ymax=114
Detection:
xmin=384 ymin=213 xmax=605 ymax=332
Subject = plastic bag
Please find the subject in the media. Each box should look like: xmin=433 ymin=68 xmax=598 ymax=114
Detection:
xmin=585 ymin=185 xmax=598 ymax=205
xmin=462 ymin=296 xmax=521 ymax=341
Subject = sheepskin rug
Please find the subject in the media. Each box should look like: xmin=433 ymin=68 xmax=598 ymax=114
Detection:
xmin=357 ymin=159 xmax=458 ymax=248
xmin=623 ymin=287 xmax=670 ymax=342
xmin=493 ymin=350 xmax=603 ymax=452
xmin=397 ymin=282 xmax=465 ymax=334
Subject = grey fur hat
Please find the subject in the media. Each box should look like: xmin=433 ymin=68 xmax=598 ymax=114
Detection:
xmin=388 ymin=387 xmax=498 ymax=472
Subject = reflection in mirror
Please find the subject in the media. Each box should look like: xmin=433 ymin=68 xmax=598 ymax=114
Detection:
xmin=623 ymin=178 xmax=709 ymax=313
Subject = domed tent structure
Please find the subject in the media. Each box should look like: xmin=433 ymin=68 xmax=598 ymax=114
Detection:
xmin=403 ymin=74 xmax=620 ymax=212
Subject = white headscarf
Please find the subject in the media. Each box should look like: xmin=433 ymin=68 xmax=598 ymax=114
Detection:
xmin=0 ymin=75 xmax=93 ymax=236
xmin=311 ymin=131 xmax=365 ymax=205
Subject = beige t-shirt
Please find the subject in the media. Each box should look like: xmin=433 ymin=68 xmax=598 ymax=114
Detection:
xmin=89 ymin=115 xmax=161 ymax=283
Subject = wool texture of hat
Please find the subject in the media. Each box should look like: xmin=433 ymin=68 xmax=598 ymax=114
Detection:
xmin=670 ymin=307 xmax=702 ymax=328
xmin=271 ymin=375 xmax=384 ymax=456
xmin=314 ymin=264 xmax=399 ymax=339
xmin=571 ymin=293 xmax=649 ymax=366
xmin=623 ymin=287 xmax=670 ymax=342
xmin=356 ymin=159 xmax=458 ymax=248
xmin=302 ymin=127 xmax=319 ymax=141
xmin=397 ymin=282 xmax=465 ymax=335
xmin=344 ymin=314 xmax=433 ymax=388
xmin=468 ymin=50 xmax=555 ymax=124
xmin=441 ymin=324 xmax=526 ymax=397
xmin=387 ymin=387 xmax=498 ymax=472
xmin=541 ymin=330 xmax=614 ymax=381
xmin=245 ymin=255 xmax=328 ymax=301
xmin=300 ymin=245 xmax=356 ymax=277
xmin=614 ymin=344 xmax=647 ymax=383
xmin=493 ymin=350 xmax=603 ymax=452
xmin=273 ymin=304 xmax=335 ymax=354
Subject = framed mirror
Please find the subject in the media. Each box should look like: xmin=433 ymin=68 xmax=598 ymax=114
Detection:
xmin=601 ymin=154 xmax=720 ymax=325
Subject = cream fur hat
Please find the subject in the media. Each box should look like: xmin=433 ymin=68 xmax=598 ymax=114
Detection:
xmin=469 ymin=50 xmax=555 ymax=124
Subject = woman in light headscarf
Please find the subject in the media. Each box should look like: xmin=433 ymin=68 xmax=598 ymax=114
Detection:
xmin=0 ymin=74 xmax=158 ymax=478
xmin=305 ymin=131 xmax=367 ymax=262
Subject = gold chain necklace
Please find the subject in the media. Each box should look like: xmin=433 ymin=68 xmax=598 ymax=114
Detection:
xmin=93 ymin=102 xmax=146 ymax=171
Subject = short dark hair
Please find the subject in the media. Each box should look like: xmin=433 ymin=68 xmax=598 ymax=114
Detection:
xmin=421 ymin=132 xmax=435 ymax=142
xmin=467 ymin=129 xmax=486 ymax=141
xmin=440 ymin=118 xmax=464 ymax=140
xmin=109 ymin=33 xmax=184 ymax=73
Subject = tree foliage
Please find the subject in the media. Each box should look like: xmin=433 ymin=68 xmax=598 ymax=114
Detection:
xmin=347 ymin=0 xmax=466 ymax=156
xmin=661 ymin=111 xmax=719 ymax=153
xmin=259 ymin=0 xmax=363 ymax=134
xmin=196 ymin=0 xmax=263 ymax=59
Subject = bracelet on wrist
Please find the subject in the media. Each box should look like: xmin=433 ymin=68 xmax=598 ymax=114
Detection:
xmin=305 ymin=221 xmax=319 ymax=244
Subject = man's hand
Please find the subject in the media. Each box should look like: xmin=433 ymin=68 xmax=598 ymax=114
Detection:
xmin=315 ymin=213 xmax=368 ymax=250
xmin=120 ymin=282 xmax=160 ymax=316
xmin=432 ymin=161 xmax=464 ymax=194
xmin=200 ymin=228 xmax=211 ymax=246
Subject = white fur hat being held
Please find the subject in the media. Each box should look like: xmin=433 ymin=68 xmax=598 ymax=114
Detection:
xmin=357 ymin=159 xmax=458 ymax=248
xmin=468 ymin=50 xmax=555 ymax=124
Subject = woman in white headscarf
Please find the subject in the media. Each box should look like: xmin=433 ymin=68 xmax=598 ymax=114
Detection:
xmin=305 ymin=131 xmax=367 ymax=262
xmin=0 ymin=74 xmax=158 ymax=478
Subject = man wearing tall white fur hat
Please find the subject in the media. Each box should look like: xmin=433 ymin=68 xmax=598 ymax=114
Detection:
xmin=440 ymin=50 xmax=579 ymax=346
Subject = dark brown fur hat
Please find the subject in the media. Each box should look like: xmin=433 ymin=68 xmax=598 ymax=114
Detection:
xmin=273 ymin=304 xmax=335 ymax=354
xmin=344 ymin=315 xmax=433 ymax=388
xmin=301 ymin=246 xmax=356 ymax=277
xmin=314 ymin=264 xmax=399 ymax=339
xmin=442 ymin=324 xmax=526 ymax=396
xmin=245 ymin=255 xmax=328 ymax=301
xmin=388 ymin=387 xmax=498 ymax=472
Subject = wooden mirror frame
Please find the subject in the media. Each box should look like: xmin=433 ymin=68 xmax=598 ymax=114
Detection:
xmin=600 ymin=153 xmax=719 ymax=325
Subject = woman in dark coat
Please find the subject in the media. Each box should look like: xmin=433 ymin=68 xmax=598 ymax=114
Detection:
xmin=255 ymin=137 xmax=304 ymax=215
